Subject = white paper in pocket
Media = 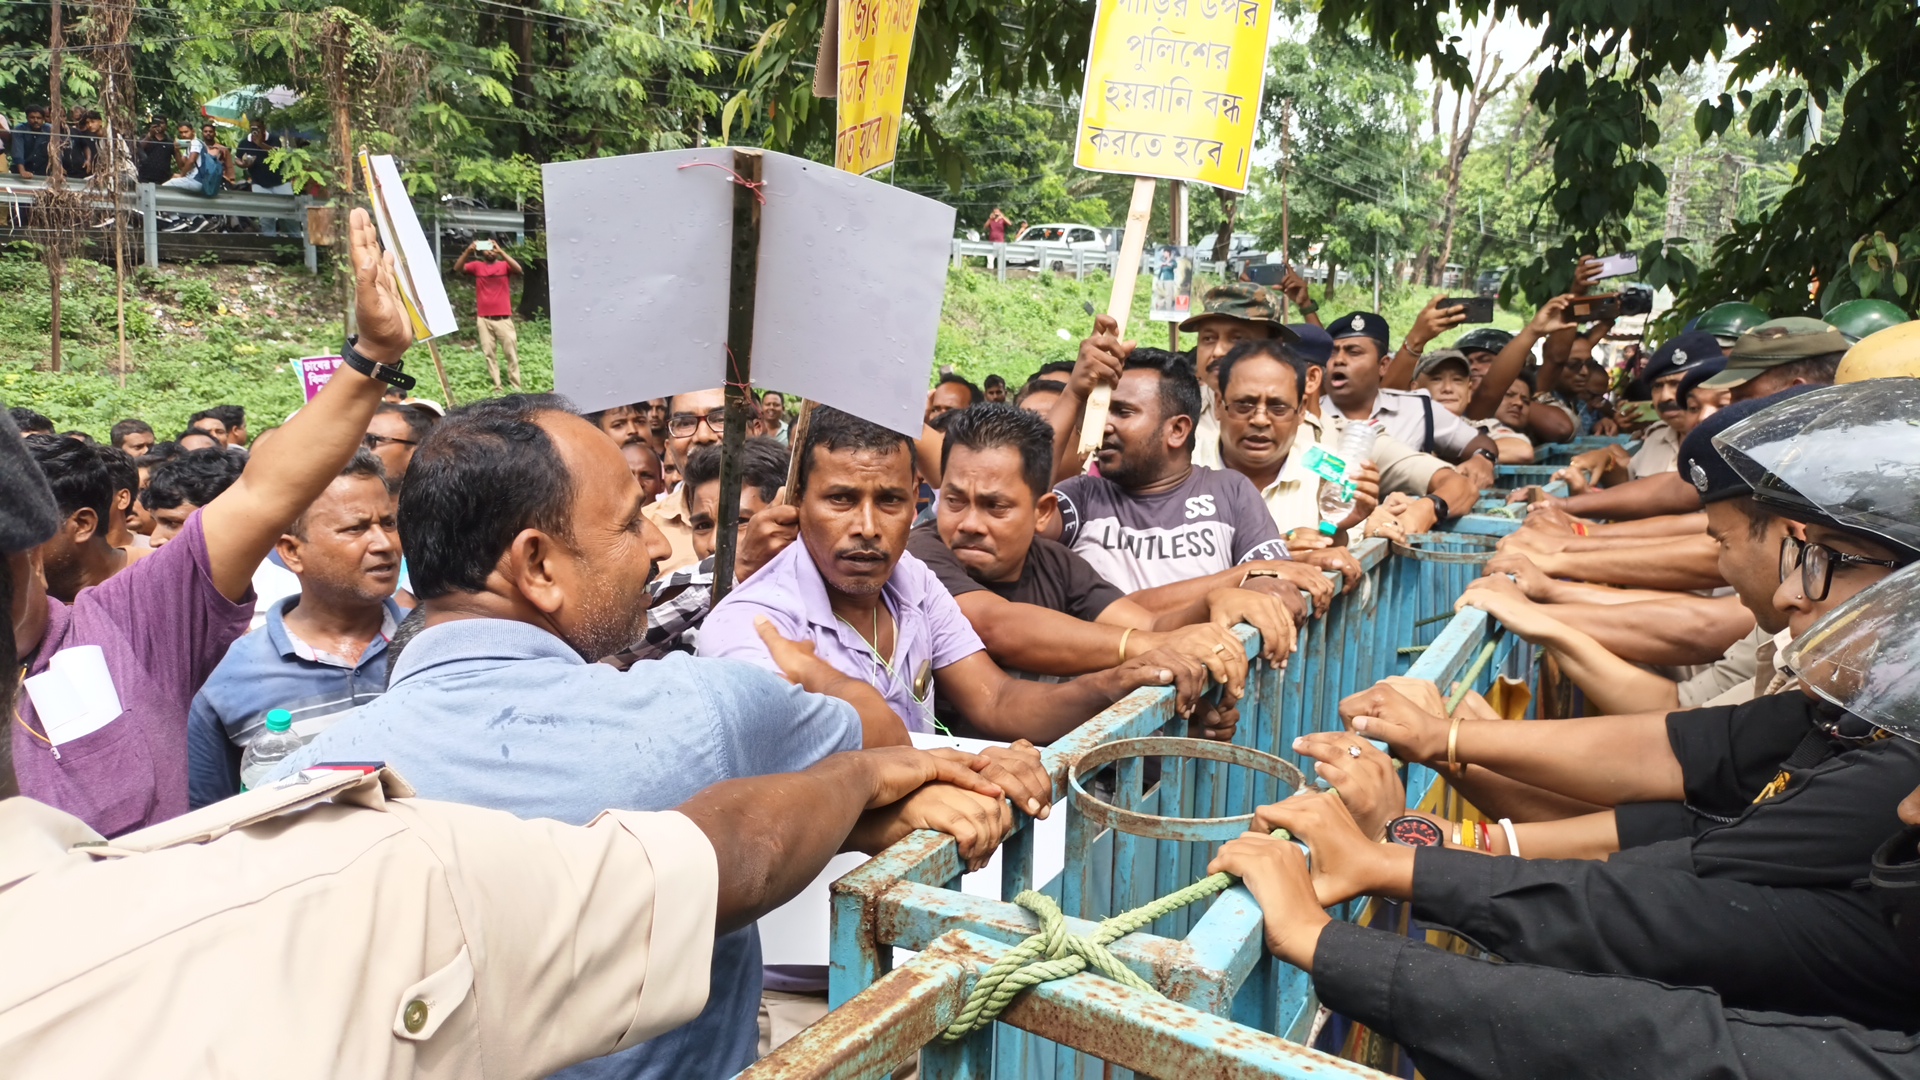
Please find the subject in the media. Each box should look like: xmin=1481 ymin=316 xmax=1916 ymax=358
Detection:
xmin=24 ymin=645 xmax=125 ymax=746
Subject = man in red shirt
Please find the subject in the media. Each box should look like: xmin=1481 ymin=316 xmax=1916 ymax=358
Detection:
xmin=458 ymin=239 xmax=524 ymax=390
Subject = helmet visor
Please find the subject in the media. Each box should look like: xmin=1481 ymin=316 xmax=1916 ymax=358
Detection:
xmin=1717 ymin=379 xmax=1920 ymax=556
xmin=1784 ymin=562 xmax=1920 ymax=740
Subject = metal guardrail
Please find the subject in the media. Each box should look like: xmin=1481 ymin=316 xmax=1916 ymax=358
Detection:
xmin=747 ymin=531 xmax=1549 ymax=1079
xmin=0 ymin=175 xmax=523 ymax=273
xmin=950 ymin=239 xmax=1118 ymax=281
xmin=948 ymin=239 xmax=1231 ymax=284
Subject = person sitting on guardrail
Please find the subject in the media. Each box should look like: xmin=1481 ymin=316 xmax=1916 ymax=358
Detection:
xmin=1041 ymin=322 xmax=1330 ymax=611
xmin=1454 ymin=391 xmax=1819 ymax=715
xmin=904 ymin=403 xmax=1294 ymax=732
xmin=9 ymin=105 xmax=50 ymax=177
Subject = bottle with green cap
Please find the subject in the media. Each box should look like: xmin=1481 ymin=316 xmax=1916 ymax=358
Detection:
xmin=239 ymin=709 xmax=308 ymax=791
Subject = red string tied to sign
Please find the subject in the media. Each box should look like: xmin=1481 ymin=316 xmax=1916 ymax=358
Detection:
xmin=676 ymin=161 xmax=767 ymax=205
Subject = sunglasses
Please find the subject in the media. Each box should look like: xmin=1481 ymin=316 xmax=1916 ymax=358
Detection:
xmin=667 ymin=408 xmax=728 ymax=439
xmin=1779 ymin=535 xmax=1903 ymax=602
xmin=363 ymin=433 xmax=419 ymax=450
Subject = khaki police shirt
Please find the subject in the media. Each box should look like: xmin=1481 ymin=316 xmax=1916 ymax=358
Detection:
xmin=1628 ymin=424 xmax=1681 ymax=480
xmin=1318 ymin=412 xmax=1448 ymax=499
xmin=0 ymin=768 xmax=718 ymax=1080
xmin=642 ymin=484 xmax=700 ymax=575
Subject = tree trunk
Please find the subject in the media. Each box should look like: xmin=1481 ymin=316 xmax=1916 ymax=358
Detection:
xmin=1210 ymin=190 xmax=1237 ymax=262
xmin=45 ymin=0 xmax=64 ymax=373
xmin=1324 ymin=257 xmax=1338 ymax=301
xmin=509 ymin=3 xmax=537 ymax=156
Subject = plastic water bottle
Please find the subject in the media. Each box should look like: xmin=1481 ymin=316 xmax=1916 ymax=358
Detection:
xmin=1318 ymin=420 xmax=1381 ymax=524
xmin=240 ymin=709 xmax=306 ymax=792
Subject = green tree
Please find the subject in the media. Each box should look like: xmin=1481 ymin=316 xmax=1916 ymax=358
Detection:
xmin=1251 ymin=25 xmax=1440 ymax=300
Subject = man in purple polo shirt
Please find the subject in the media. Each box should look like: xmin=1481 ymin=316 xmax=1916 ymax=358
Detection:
xmin=6 ymin=208 xmax=407 ymax=836
xmin=699 ymin=407 xmax=1239 ymax=744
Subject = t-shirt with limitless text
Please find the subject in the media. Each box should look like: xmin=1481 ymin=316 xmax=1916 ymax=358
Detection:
xmin=1052 ymin=466 xmax=1289 ymax=593
xmin=907 ymin=523 xmax=1124 ymax=622
xmin=463 ymin=259 xmax=514 ymax=318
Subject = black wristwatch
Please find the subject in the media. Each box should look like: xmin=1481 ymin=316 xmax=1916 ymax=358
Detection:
xmin=1471 ymin=446 xmax=1498 ymax=467
xmin=1422 ymin=492 xmax=1452 ymax=520
xmin=1386 ymin=815 xmax=1445 ymax=847
xmin=341 ymin=334 xmax=416 ymax=392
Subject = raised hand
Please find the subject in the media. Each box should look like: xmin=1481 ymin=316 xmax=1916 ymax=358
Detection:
xmin=347 ymin=207 xmax=414 ymax=364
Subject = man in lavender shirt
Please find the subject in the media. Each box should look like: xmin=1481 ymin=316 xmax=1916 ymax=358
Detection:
xmin=699 ymin=406 xmax=1232 ymax=744
xmin=6 ymin=210 xmax=405 ymax=836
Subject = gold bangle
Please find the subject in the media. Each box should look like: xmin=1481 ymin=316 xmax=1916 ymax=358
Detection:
xmin=1447 ymin=716 xmax=1463 ymax=775
xmin=1119 ymin=627 xmax=1134 ymax=665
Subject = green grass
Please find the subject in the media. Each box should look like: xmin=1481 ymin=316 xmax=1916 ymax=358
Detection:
xmin=0 ymin=252 xmax=1530 ymax=438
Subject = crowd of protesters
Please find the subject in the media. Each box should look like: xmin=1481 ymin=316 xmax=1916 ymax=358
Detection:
xmin=6 ymin=104 xmax=304 ymax=238
xmin=4 ymin=221 xmax=1920 ymax=1079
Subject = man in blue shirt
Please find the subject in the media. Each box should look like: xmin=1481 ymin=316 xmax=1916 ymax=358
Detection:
xmin=269 ymin=395 xmax=1033 ymax=1080
xmin=188 ymin=450 xmax=404 ymax=807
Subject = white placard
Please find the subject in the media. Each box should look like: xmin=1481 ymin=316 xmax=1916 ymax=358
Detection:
xmin=751 ymin=154 xmax=955 ymax=438
xmin=756 ymin=733 xmax=1068 ymax=967
xmin=542 ymin=149 xmax=955 ymax=437
xmin=364 ymin=155 xmax=458 ymax=339
xmin=23 ymin=646 xmax=124 ymax=746
xmin=544 ymin=149 xmax=735 ymax=413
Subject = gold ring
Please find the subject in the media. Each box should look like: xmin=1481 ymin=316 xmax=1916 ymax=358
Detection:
xmin=1211 ymin=643 xmax=1227 ymax=654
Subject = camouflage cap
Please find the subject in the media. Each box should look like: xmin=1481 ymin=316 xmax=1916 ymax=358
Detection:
xmin=1179 ymin=282 xmax=1299 ymax=341
xmin=1702 ymin=317 xmax=1851 ymax=389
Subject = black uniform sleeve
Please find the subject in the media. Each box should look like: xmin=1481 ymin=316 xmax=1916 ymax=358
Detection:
xmin=1688 ymin=736 xmax=1920 ymax=889
xmin=905 ymin=524 xmax=988 ymax=599
xmin=1408 ymin=847 xmax=1920 ymax=1030
xmin=1667 ymin=693 xmax=1817 ymax=815
xmin=1311 ymin=920 xmax=1920 ymax=1080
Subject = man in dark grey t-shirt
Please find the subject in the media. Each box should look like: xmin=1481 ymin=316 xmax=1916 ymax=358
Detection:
xmin=1042 ymin=345 xmax=1331 ymax=614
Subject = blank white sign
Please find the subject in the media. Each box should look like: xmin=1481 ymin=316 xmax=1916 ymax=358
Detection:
xmin=543 ymin=148 xmax=955 ymax=437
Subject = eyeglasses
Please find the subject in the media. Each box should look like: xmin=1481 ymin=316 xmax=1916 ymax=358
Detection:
xmin=1779 ymin=535 xmax=1903 ymax=602
xmin=1224 ymin=397 xmax=1297 ymax=421
xmin=667 ymin=408 xmax=728 ymax=438
xmin=363 ymin=433 xmax=419 ymax=450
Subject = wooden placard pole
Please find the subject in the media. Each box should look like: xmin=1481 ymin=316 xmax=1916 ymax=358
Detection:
xmin=423 ymin=338 xmax=457 ymax=407
xmin=781 ymin=399 xmax=818 ymax=501
xmin=710 ymin=147 xmax=765 ymax=606
xmin=1077 ymin=175 xmax=1157 ymax=456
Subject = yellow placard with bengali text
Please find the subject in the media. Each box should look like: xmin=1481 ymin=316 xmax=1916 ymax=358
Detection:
xmin=1073 ymin=0 xmax=1271 ymax=192
xmin=835 ymin=0 xmax=919 ymax=175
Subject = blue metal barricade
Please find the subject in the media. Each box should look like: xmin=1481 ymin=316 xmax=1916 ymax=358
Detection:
xmin=743 ymin=530 xmax=1551 ymax=1080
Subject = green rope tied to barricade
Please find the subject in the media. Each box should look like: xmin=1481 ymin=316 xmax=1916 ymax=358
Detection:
xmin=939 ymin=830 xmax=1292 ymax=1041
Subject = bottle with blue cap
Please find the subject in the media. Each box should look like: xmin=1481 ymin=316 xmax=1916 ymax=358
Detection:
xmin=239 ymin=709 xmax=309 ymax=791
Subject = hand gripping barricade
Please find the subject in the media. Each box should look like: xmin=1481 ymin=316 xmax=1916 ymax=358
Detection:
xmin=741 ymin=524 xmax=1556 ymax=1080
